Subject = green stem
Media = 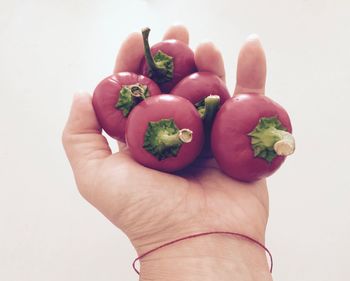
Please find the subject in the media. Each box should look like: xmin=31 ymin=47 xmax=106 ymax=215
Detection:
xmin=271 ymin=130 xmax=295 ymax=156
xmin=142 ymin=27 xmax=165 ymax=76
xmin=253 ymin=127 xmax=294 ymax=152
xmin=257 ymin=128 xmax=295 ymax=156
xmin=202 ymin=95 xmax=221 ymax=152
xmin=159 ymin=129 xmax=193 ymax=146
xmin=203 ymin=95 xmax=221 ymax=131
xmin=143 ymin=119 xmax=192 ymax=160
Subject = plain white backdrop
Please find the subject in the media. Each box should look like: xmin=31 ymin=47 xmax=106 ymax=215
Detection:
xmin=1 ymin=0 xmax=349 ymax=280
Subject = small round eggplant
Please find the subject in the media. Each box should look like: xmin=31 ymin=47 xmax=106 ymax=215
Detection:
xmin=139 ymin=28 xmax=196 ymax=93
xmin=211 ymin=93 xmax=295 ymax=182
xmin=92 ymin=72 xmax=161 ymax=142
xmin=171 ymin=72 xmax=230 ymax=107
xmin=126 ymin=95 xmax=204 ymax=172
xmin=171 ymin=72 xmax=231 ymax=156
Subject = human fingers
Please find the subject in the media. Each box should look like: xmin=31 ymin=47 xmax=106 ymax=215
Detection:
xmin=114 ymin=32 xmax=144 ymax=73
xmin=194 ymin=42 xmax=226 ymax=82
xmin=117 ymin=140 xmax=127 ymax=152
xmin=234 ymin=34 xmax=266 ymax=95
xmin=163 ymin=24 xmax=189 ymax=44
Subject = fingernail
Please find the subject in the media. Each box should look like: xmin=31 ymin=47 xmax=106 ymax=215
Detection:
xmin=171 ymin=22 xmax=185 ymax=28
xmin=246 ymin=33 xmax=260 ymax=41
xmin=199 ymin=41 xmax=218 ymax=50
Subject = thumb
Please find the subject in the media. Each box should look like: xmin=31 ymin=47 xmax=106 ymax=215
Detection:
xmin=62 ymin=92 xmax=111 ymax=172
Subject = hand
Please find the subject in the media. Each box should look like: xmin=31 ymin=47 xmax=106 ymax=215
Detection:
xmin=63 ymin=26 xmax=272 ymax=281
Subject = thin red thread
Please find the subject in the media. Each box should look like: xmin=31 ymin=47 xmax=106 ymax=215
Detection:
xmin=132 ymin=231 xmax=273 ymax=274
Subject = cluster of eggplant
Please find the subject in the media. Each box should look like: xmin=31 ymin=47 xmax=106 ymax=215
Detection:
xmin=93 ymin=28 xmax=295 ymax=182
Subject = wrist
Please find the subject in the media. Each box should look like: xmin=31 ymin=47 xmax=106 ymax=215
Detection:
xmin=137 ymin=232 xmax=272 ymax=281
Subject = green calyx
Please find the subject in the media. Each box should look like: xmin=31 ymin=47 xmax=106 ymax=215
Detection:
xmin=151 ymin=51 xmax=173 ymax=83
xmin=248 ymin=117 xmax=289 ymax=163
xmin=115 ymin=84 xmax=149 ymax=117
xmin=143 ymin=119 xmax=193 ymax=160
xmin=142 ymin=27 xmax=174 ymax=84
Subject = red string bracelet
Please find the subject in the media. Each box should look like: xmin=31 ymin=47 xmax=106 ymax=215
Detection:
xmin=132 ymin=231 xmax=273 ymax=275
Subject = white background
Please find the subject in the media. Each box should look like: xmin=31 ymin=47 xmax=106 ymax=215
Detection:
xmin=1 ymin=0 xmax=350 ymax=280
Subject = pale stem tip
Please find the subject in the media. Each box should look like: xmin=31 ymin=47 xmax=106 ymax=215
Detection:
xmin=274 ymin=132 xmax=295 ymax=156
xmin=179 ymin=129 xmax=193 ymax=143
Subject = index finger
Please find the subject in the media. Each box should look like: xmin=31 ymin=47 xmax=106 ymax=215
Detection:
xmin=163 ymin=24 xmax=189 ymax=44
xmin=194 ymin=41 xmax=226 ymax=82
xmin=114 ymin=32 xmax=144 ymax=73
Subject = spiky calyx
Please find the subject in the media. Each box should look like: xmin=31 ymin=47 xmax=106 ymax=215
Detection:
xmin=150 ymin=50 xmax=173 ymax=83
xmin=115 ymin=84 xmax=149 ymax=117
xmin=143 ymin=119 xmax=192 ymax=160
xmin=248 ymin=116 xmax=295 ymax=163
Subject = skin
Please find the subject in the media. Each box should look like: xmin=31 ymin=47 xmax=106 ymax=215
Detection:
xmin=63 ymin=25 xmax=272 ymax=281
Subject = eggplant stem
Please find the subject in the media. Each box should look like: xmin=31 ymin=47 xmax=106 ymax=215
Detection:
xmin=142 ymin=27 xmax=162 ymax=74
xmin=202 ymin=95 xmax=220 ymax=152
xmin=159 ymin=129 xmax=193 ymax=146
xmin=203 ymin=95 xmax=220 ymax=127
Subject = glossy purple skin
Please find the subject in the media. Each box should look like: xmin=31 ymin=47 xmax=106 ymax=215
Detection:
xmin=139 ymin=40 xmax=197 ymax=93
xmin=211 ymin=93 xmax=292 ymax=182
xmin=171 ymin=72 xmax=230 ymax=105
xmin=126 ymin=95 xmax=204 ymax=172
xmin=92 ymin=72 xmax=161 ymax=142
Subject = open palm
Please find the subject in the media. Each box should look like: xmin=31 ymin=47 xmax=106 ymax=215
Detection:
xmin=63 ymin=26 xmax=269 ymax=267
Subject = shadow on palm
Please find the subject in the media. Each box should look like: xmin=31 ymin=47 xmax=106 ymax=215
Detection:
xmin=95 ymin=147 xmax=268 ymax=253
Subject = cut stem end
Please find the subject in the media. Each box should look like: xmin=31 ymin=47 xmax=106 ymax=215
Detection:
xmin=178 ymin=129 xmax=193 ymax=143
xmin=274 ymin=132 xmax=295 ymax=156
xmin=130 ymin=84 xmax=147 ymax=99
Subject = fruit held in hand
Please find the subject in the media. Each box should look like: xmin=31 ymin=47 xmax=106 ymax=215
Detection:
xmin=139 ymin=27 xmax=196 ymax=93
xmin=126 ymin=95 xmax=204 ymax=172
xmin=92 ymin=72 xmax=161 ymax=142
xmin=91 ymin=27 xmax=295 ymax=181
xmin=211 ymin=93 xmax=295 ymax=182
